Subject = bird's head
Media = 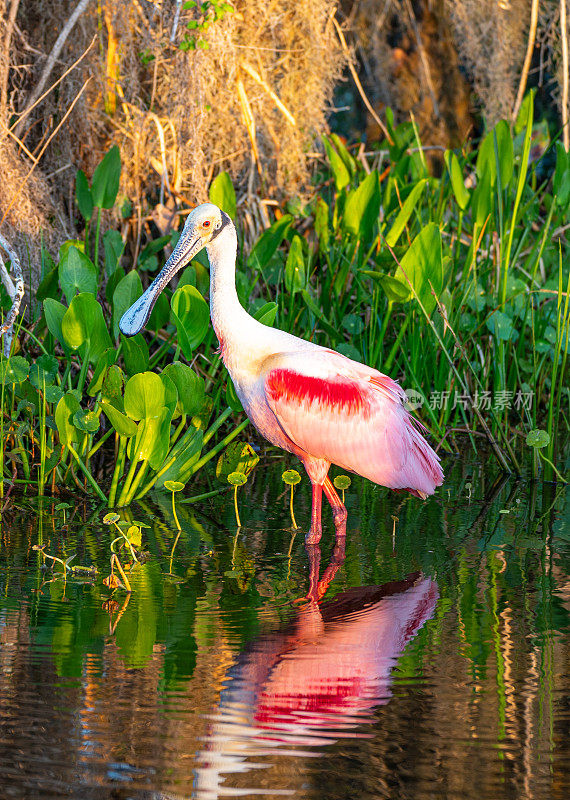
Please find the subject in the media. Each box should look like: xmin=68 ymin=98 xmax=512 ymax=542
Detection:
xmin=119 ymin=203 xmax=231 ymax=337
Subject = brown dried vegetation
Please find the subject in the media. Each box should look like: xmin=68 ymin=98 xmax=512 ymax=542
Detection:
xmin=0 ymin=0 xmax=347 ymax=268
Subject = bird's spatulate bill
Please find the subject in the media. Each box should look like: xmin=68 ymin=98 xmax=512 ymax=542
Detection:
xmin=119 ymin=231 xmax=204 ymax=337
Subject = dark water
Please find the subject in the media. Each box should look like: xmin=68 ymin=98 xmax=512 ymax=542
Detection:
xmin=1 ymin=456 xmax=570 ymax=799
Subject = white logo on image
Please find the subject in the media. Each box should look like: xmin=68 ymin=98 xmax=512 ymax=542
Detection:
xmin=404 ymin=389 xmax=424 ymax=411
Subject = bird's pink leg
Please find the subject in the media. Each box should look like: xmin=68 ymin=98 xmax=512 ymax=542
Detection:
xmin=323 ymin=477 xmax=347 ymax=540
xmin=305 ymin=544 xmax=321 ymax=601
xmin=306 ymin=481 xmax=323 ymax=545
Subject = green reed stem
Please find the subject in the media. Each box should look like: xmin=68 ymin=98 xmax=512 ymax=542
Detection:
xmin=67 ymin=444 xmax=107 ymax=501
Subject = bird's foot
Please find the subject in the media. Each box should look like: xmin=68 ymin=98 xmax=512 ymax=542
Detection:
xmin=305 ymin=526 xmax=322 ymax=545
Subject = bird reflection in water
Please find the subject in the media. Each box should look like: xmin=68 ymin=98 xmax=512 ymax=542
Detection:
xmin=192 ymin=543 xmax=438 ymax=798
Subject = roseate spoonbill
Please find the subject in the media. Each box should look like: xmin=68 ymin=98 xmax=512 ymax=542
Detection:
xmin=120 ymin=203 xmax=443 ymax=542
xmin=193 ymin=569 xmax=438 ymax=797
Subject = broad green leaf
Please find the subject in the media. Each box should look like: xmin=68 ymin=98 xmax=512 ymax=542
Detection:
xmin=160 ymin=372 xmax=178 ymax=417
xmin=170 ymin=284 xmax=210 ymax=358
xmin=342 ymin=313 xmax=364 ymax=335
xmin=385 ymin=179 xmax=427 ymax=246
xmin=148 ymin=406 xmax=174 ymax=469
xmin=121 ymin=333 xmax=149 ymax=376
xmin=43 ymin=298 xmax=68 ymax=347
xmin=164 ymin=480 xmax=185 ymax=492
xmin=330 ymin=133 xmax=357 ymax=177
xmin=333 ymin=474 xmax=351 ymax=490
xmin=0 ymin=355 xmax=29 ymax=385
xmin=55 ymin=392 xmax=81 ymax=446
xmin=36 ymin=266 xmax=59 ymax=303
xmin=45 ymin=385 xmax=64 ymax=405
xmin=228 ymin=471 xmax=247 ymax=486
xmin=155 ymin=426 xmax=203 ymax=487
xmin=322 ymin=135 xmax=351 ymax=191
xmin=314 ymin=196 xmax=330 ymax=252
xmin=472 ymin=168 xmax=493 ymax=229
xmin=113 ymin=270 xmax=143 ymax=339
xmin=282 ymin=469 xmax=301 ymax=486
xmin=284 ymin=235 xmax=306 ymax=294
xmin=486 ymin=309 xmax=515 ymax=341
xmin=105 ymin=266 xmax=125 ymax=306
xmin=127 ymin=526 xmax=142 ymax=547
xmin=104 ymin=229 xmax=125 ymax=276
xmin=248 ymin=215 xmax=293 ymax=270
xmin=209 ymin=171 xmax=237 ymax=219
xmin=124 ymin=371 xmax=165 ymax=420
xmin=73 ymin=409 xmax=100 ymax=434
xmin=253 ymin=301 xmax=278 ymax=327
xmin=301 ymin=290 xmax=341 ymax=339
xmin=148 ymin=292 xmax=171 ymax=332
xmin=553 ymin=141 xmax=570 ymax=208
xmin=162 ymin=361 xmax=205 ymax=417
xmin=87 ymin=348 xmax=117 ymax=396
xmin=29 ymin=354 xmax=58 ymax=390
xmin=101 ymin=364 xmax=125 ymax=409
xmin=91 ymin=145 xmax=121 ymax=209
xmin=100 ymin=401 xmax=137 ymax=437
xmin=75 ymin=169 xmax=93 ymax=221
xmin=444 ymin=153 xmax=470 ymax=211
xmin=394 ymin=222 xmax=443 ymax=316
xmin=59 ymin=246 xmax=98 ymax=304
xmin=61 ymin=293 xmax=112 ymax=361
xmin=526 ymin=429 xmax=550 ymax=448
xmin=343 ymin=171 xmax=381 ymax=241
xmin=216 ymin=441 xmax=259 ymax=483
xmin=226 ymin=375 xmax=243 ymax=412
xmin=128 ymin=405 xmax=171 ymax=466
xmin=363 ymin=271 xmax=411 ymax=303
xmin=476 ymin=121 xmax=513 ymax=189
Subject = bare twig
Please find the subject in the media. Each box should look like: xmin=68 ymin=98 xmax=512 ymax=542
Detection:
xmin=331 ymin=13 xmax=393 ymax=145
xmin=13 ymin=0 xmax=92 ymax=137
xmin=561 ymin=0 xmax=569 ymax=150
xmin=1 ymin=78 xmax=91 ymax=226
xmin=0 ymin=233 xmax=24 ymax=357
xmin=171 ymin=0 xmax=184 ymax=43
xmin=8 ymin=34 xmax=96 ymax=140
xmin=236 ymin=77 xmax=262 ymax=176
xmin=1 ymin=0 xmax=21 ymax=117
xmin=512 ymin=0 xmax=540 ymax=123
xmin=241 ymin=62 xmax=296 ymax=126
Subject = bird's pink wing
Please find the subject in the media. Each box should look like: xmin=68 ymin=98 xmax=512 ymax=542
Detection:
xmin=264 ymin=350 xmax=443 ymax=496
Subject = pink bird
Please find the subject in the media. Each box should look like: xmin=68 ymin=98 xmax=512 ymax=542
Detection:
xmin=120 ymin=203 xmax=444 ymax=542
xmin=193 ymin=572 xmax=438 ymax=796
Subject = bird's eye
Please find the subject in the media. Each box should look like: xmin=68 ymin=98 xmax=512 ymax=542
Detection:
xmin=203 ymin=220 xmax=211 ymax=228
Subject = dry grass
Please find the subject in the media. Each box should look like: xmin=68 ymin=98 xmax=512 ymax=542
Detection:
xmin=445 ymin=0 xmax=530 ymax=126
xmin=351 ymin=0 xmax=472 ymax=151
xmin=1 ymin=0 xmax=346 ymax=256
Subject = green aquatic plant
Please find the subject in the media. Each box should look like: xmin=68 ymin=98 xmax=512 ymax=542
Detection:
xmin=526 ymin=429 xmax=567 ymax=483
xmin=282 ymin=469 xmax=301 ymax=529
xmin=2 ymin=92 xmax=570 ymax=507
xmin=333 ymin=474 xmax=351 ymax=504
xmin=164 ymin=480 xmax=185 ymax=531
xmin=228 ymin=471 xmax=247 ymax=527
xmin=103 ymin=512 xmax=140 ymax=564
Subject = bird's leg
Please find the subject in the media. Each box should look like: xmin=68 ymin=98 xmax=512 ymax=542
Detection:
xmin=306 ymin=481 xmax=323 ymax=545
xmin=315 ymin=537 xmax=346 ymax=600
xmin=323 ymin=477 xmax=347 ymax=540
xmin=304 ymin=538 xmax=346 ymax=602
xmin=305 ymin=543 xmax=321 ymax=602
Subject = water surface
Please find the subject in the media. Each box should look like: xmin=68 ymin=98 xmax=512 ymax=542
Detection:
xmin=1 ymin=457 xmax=569 ymax=799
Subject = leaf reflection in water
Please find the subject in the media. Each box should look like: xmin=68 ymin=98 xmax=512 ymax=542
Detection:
xmin=193 ymin=550 xmax=438 ymax=799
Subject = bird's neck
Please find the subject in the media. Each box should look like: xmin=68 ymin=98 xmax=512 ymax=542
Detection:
xmin=206 ymin=226 xmax=257 ymax=367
